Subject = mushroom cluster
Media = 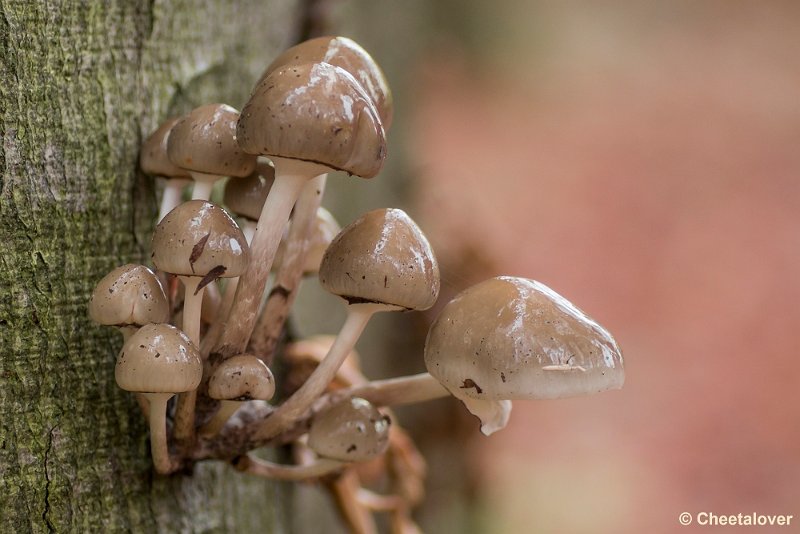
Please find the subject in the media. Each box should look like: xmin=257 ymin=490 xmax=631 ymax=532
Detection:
xmin=90 ymin=35 xmax=625 ymax=534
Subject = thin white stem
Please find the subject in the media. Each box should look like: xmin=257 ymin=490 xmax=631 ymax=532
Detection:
xmin=242 ymin=220 xmax=256 ymax=244
xmin=214 ymin=163 xmax=312 ymax=358
xmin=235 ymin=453 xmax=346 ymax=481
xmin=144 ymin=392 xmax=175 ymax=475
xmin=198 ymin=400 xmax=240 ymax=437
xmin=250 ymin=174 xmax=327 ymax=361
xmin=254 ymin=303 xmax=382 ymax=441
xmin=328 ymin=373 xmax=449 ymax=408
xmin=158 ymin=178 xmax=189 ymax=222
xmin=173 ymin=276 xmax=203 ymax=444
xmin=190 ymin=172 xmax=219 ymax=201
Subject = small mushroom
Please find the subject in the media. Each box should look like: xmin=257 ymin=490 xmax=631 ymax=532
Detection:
xmin=152 ymin=200 xmax=249 ymax=442
xmin=308 ymin=397 xmax=391 ymax=463
xmin=116 ymin=323 xmax=202 ymax=474
xmin=424 ymin=276 xmax=625 ymax=434
xmin=253 ymin=208 xmax=439 ymax=441
xmin=261 ymin=36 xmax=393 ymax=128
xmin=89 ymin=264 xmax=169 ymax=340
xmin=200 ymin=354 xmax=275 ymax=437
xmin=140 ymin=117 xmax=192 ymax=222
xmin=167 ymin=104 xmax=257 ymax=201
xmin=218 ymin=62 xmax=386 ymax=356
xmin=222 ymin=160 xmax=276 ymax=243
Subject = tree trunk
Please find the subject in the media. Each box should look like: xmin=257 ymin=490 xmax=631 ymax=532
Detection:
xmin=0 ymin=1 xmax=304 ymax=531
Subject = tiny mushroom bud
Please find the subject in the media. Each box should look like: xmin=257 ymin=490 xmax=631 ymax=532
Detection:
xmin=140 ymin=117 xmax=192 ymax=222
xmin=167 ymin=103 xmax=257 ymax=201
xmin=424 ymin=276 xmax=625 ymax=435
xmin=308 ymin=397 xmax=391 ymax=463
xmin=262 ymin=35 xmax=394 ymax=128
xmin=200 ymin=354 xmax=275 ymax=437
xmin=152 ymin=200 xmax=249 ymax=443
xmin=89 ymin=264 xmax=169 ymax=340
xmin=218 ymin=62 xmax=387 ymax=357
xmin=254 ymin=208 xmax=439 ymax=441
xmin=116 ymin=323 xmax=202 ymax=474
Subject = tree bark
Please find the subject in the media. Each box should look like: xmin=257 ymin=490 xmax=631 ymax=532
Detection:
xmin=0 ymin=1 xmax=303 ymax=531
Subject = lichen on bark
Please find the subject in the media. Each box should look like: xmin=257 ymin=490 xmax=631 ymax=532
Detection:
xmin=0 ymin=1 xmax=300 ymax=531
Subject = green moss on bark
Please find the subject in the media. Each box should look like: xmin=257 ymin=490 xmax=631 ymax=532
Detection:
xmin=0 ymin=1 xmax=298 ymax=531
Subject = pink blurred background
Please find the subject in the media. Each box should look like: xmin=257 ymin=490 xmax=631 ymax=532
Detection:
xmin=398 ymin=2 xmax=800 ymax=532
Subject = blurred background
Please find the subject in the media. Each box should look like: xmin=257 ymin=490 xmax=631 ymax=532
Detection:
xmin=287 ymin=1 xmax=800 ymax=532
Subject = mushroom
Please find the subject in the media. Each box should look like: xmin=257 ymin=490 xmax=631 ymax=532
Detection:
xmin=167 ymin=103 xmax=257 ymax=201
xmin=199 ymin=354 xmax=275 ymax=437
xmin=318 ymin=276 xmax=625 ymax=436
xmin=216 ymin=61 xmax=386 ymax=358
xmin=253 ymin=208 xmax=439 ymax=441
xmin=151 ymin=200 xmax=250 ymax=442
xmin=235 ymin=397 xmax=390 ymax=482
xmin=116 ymin=323 xmax=202 ymax=474
xmin=139 ymin=117 xmax=192 ymax=222
xmin=89 ymin=264 xmax=169 ymax=340
xmin=308 ymin=397 xmax=391 ymax=463
xmin=261 ymin=35 xmax=394 ymax=128
xmin=424 ymin=276 xmax=624 ymax=434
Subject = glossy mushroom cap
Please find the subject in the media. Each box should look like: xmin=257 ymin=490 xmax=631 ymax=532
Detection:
xmin=263 ymin=36 xmax=393 ymax=128
xmin=223 ymin=162 xmax=275 ymax=222
xmin=319 ymin=208 xmax=440 ymax=310
xmin=152 ymin=200 xmax=249 ymax=277
xmin=139 ymin=117 xmax=192 ymax=179
xmin=275 ymin=206 xmax=341 ymax=275
xmin=237 ymin=62 xmax=386 ymax=179
xmin=89 ymin=264 xmax=169 ymax=326
xmin=308 ymin=397 xmax=390 ymax=462
xmin=116 ymin=323 xmax=202 ymax=393
xmin=424 ymin=276 xmax=625 ymax=401
xmin=207 ymin=354 xmax=275 ymax=401
xmin=167 ymin=103 xmax=256 ymax=177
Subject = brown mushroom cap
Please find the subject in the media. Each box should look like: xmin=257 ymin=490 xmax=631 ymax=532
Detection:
xmin=318 ymin=208 xmax=440 ymax=310
xmin=222 ymin=162 xmax=275 ymax=221
xmin=167 ymin=103 xmax=256 ymax=177
xmin=263 ymin=36 xmax=393 ymax=128
xmin=116 ymin=323 xmax=202 ymax=393
xmin=237 ymin=62 xmax=386 ymax=179
xmin=207 ymin=354 xmax=275 ymax=401
xmin=89 ymin=264 xmax=169 ymax=327
xmin=152 ymin=200 xmax=249 ymax=278
xmin=140 ymin=117 xmax=192 ymax=179
xmin=424 ymin=276 xmax=625 ymax=401
xmin=308 ymin=397 xmax=390 ymax=462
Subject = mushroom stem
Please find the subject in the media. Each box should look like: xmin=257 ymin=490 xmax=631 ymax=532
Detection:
xmin=215 ymin=158 xmax=325 ymax=359
xmin=254 ymin=302 xmax=385 ymax=441
xmin=173 ymin=276 xmax=204 ymax=444
xmin=234 ymin=453 xmax=346 ymax=481
xmin=198 ymin=399 xmax=241 ymax=437
xmin=119 ymin=325 xmax=138 ymax=342
xmin=325 ymin=373 xmax=449 ymax=408
xmin=328 ymin=468 xmax=379 ymax=534
xmin=250 ymin=174 xmax=327 ymax=362
xmin=190 ymin=172 xmax=219 ymax=201
xmin=158 ymin=178 xmax=189 ymax=222
xmin=143 ymin=392 xmax=176 ymax=474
